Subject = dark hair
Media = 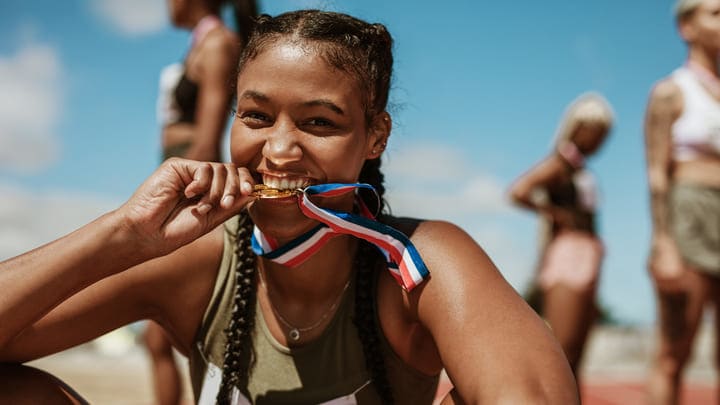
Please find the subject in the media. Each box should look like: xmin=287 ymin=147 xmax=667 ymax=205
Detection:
xmin=216 ymin=9 xmax=395 ymax=404
xmin=237 ymin=9 xmax=394 ymax=125
xmin=228 ymin=0 xmax=258 ymax=45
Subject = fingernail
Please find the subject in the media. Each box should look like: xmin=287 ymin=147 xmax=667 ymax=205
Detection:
xmin=241 ymin=181 xmax=253 ymax=194
xmin=221 ymin=195 xmax=235 ymax=207
xmin=197 ymin=203 xmax=212 ymax=215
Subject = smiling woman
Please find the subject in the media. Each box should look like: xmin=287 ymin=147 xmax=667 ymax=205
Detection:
xmin=0 ymin=9 xmax=577 ymax=404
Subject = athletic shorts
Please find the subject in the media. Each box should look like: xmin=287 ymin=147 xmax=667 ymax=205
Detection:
xmin=538 ymin=230 xmax=604 ymax=291
xmin=670 ymin=183 xmax=720 ymax=275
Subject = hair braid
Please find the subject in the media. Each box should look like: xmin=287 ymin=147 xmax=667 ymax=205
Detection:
xmin=352 ymin=154 xmax=394 ymax=404
xmin=353 ymin=240 xmax=394 ymax=404
xmin=216 ymin=212 xmax=258 ymax=404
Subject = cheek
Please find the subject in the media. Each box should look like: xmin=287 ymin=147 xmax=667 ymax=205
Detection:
xmin=229 ymin=123 xmax=261 ymax=166
xmin=322 ymin=141 xmax=370 ymax=182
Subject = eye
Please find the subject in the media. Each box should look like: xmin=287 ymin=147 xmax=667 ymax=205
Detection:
xmin=305 ymin=118 xmax=335 ymax=127
xmin=239 ymin=111 xmax=271 ymax=126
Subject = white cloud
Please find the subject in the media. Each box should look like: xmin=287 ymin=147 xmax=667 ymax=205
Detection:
xmin=471 ymin=224 xmax=536 ymax=293
xmin=0 ymin=183 xmax=119 ymax=261
xmin=90 ymin=0 xmax=168 ymax=36
xmin=383 ymin=142 xmax=534 ymax=292
xmin=0 ymin=43 xmax=63 ymax=173
xmin=384 ymin=143 xmax=511 ymax=218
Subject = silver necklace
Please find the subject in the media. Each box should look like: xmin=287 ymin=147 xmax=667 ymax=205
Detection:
xmin=258 ymin=265 xmax=351 ymax=342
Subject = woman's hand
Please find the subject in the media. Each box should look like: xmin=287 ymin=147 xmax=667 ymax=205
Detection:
xmin=648 ymin=234 xmax=685 ymax=293
xmin=117 ymin=158 xmax=254 ymax=258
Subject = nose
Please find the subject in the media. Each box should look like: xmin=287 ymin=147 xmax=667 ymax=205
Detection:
xmin=263 ymin=119 xmax=303 ymax=166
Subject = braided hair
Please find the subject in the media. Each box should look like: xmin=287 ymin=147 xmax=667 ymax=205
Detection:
xmin=216 ymin=9 xmax=396 ymax=404
xmin=216 ymin=211 xmax=257 ymax=403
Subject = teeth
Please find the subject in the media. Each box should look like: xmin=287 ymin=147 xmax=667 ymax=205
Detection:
xmin=262 ymin=175 xmax=308 ymax=190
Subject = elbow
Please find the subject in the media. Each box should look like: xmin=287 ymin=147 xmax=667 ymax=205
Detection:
xmin=507 ymin=184 xmax=528 ymax=207
xmin=494 ymin=381 xmax=579 ymax=405
xmin=647 ymin=169 xmax=670 ymax=195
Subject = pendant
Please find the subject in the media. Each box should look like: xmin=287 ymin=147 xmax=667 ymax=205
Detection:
xmin=289 ymin=328 xmax=300 ymax=341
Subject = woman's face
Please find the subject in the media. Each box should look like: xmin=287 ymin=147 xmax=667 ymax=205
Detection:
xmin=230 ymin=41 xmax=383 ymax=239
xmin=572 ymin=121 xmax=608 ymax=156
xmin=682 ymin=0 xmax=720 ymax=51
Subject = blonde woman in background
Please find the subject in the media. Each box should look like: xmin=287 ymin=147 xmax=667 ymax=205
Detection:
xmin=645 ymin=0 xmax=720 ymax=403
xmin=509 ymin=93 xmax=614 ymax=381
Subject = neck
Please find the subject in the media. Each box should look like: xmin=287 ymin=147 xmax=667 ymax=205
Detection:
xmin=687 ymin=47 xmax=720 ymax=77
xmin=260 ymin=235 xmax=358 ymax=301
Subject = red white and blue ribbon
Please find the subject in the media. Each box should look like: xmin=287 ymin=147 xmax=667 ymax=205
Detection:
xmin=251 ymin=183 xmax=430 ymax=291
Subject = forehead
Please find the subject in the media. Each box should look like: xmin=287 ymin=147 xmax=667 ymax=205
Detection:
xmin=237 ymin=41 xmax=363 ymax=104
xmin=698 ymin=0 xmax=720 ymax=12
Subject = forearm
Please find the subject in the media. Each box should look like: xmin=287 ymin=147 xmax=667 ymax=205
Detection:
xmin=649 ymin=187 xmax=671 ymax=238
xmin=0 ymin=211 xmax=144 ymax=346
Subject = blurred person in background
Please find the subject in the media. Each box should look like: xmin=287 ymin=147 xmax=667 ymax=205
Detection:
xmin=509 ymin=92 xmax=614 ymax=382
xmin=148 ymin=0 xmax=256 ymax=404
xmin=645 ymin=0 xmax=720 ymax=403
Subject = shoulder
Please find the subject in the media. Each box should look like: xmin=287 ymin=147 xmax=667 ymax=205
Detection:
xmin=648 ymin=77 xmax=683 ymax=115
xmin=385 ymin=216 xmax=475 ymax=258
xmin=651 ymin=77 xmax=682 ymax=100
xmin=200 ymin=26 xmax=240 ymax=56
xmin=383 ymin=216 xmax=499 ymax=300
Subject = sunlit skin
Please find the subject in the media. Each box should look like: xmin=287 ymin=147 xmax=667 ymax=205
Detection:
xmin=645 ymin=1 xmax=720 ymax=403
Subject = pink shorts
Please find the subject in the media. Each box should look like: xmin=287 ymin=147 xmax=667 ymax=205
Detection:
xmin=538 ymin=231 xmax=604 ymax=291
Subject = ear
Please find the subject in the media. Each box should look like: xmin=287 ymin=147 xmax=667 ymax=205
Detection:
xmin=366 ymin=112 xmax=391 ymax=159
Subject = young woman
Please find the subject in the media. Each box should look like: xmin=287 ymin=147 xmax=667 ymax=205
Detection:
xmin=0 ymin=10 xmax=577 ymax=404
xmin=645 ymin=0 xmax=720 ymax=403
xmin=508 ymin=93 xmax=614 ymax=379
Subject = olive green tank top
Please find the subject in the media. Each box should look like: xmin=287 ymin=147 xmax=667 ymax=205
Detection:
xmin=189 ymin=216 xmax=440 ymax=404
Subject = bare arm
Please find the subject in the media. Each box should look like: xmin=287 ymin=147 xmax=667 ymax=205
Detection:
xmin=0 ymin=158 xmax=254 ymax=356
xmin=644 ymin=79 xmax=684 ymax=289
xmin=184 ymin=31 xmax=238 ymax=162
xmin=508 ymin=154 xmax=577 ymax=227
xmin=410 ymin=221 xmax=578 ymax=403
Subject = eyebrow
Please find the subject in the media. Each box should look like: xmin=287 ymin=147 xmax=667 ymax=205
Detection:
xmin=304 ymin=99 xmax=345 ymax=115
xmin=239 ymin=90 xmax=345 ymax=115
xmin=239 ymin=90 xmax=269 ymax=102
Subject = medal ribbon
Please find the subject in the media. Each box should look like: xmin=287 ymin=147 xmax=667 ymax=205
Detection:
xmin=251 ymin=183 xmax=430 ymax=291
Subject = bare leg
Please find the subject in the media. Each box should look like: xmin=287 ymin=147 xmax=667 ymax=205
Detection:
xmin=542 ymin=283 xmax=597 ymax=378
xmin=710 ymin=276 xmax=720 ymax=405
xmin=647 ymin=268 xmax=709 ymax=405
xmin=143 ymin=321 xmax=183 ymax=405
xmin=0 ymin=363 xmax=89 ymax=404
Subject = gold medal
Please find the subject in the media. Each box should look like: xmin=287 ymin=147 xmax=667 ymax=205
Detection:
xmin=251 ymin=184 xmax=301 ymax=199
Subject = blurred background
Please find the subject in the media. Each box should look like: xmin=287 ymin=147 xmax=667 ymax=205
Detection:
xmin=0 ymin=0 xmax=716 ymax=403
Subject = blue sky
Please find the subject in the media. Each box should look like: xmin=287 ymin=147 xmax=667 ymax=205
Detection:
xmin=0 ymin=0 xmax=687 ymax=325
